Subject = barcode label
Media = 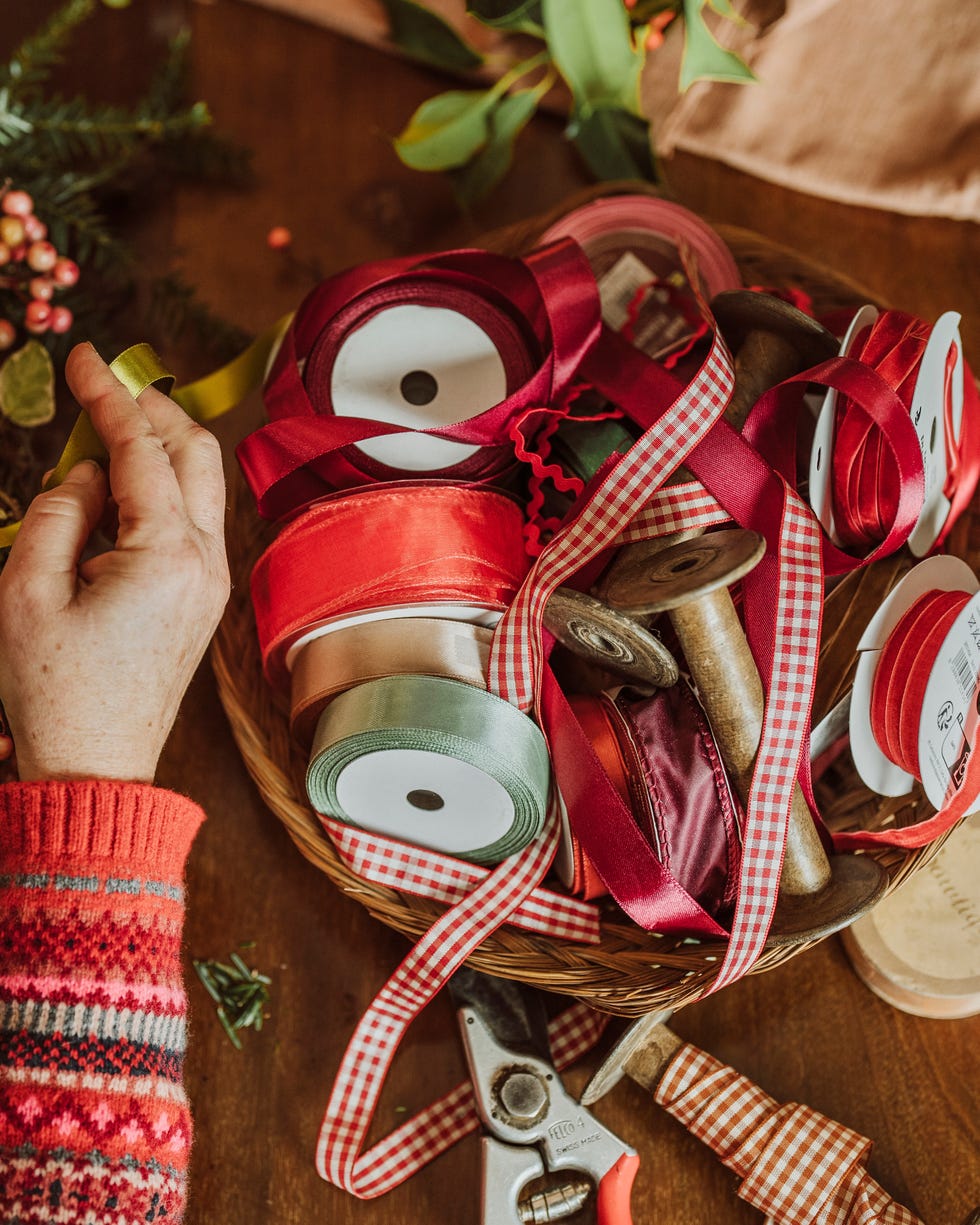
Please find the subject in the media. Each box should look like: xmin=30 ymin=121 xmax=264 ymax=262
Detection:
xmin=952 ymin=644 xmax=977 ymax=701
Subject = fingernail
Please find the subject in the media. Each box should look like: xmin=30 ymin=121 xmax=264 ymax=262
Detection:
xmin=63 ymin=459 xmax=102 ymax=484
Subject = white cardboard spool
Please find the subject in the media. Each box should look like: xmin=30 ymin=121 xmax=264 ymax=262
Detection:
xmin=330 ymin=303 xmax=507 ymax=471
xmin=849 ymin=555 xmax=979 ymax=799
xmin=842 ymin=810 xmax=980 ymax=1019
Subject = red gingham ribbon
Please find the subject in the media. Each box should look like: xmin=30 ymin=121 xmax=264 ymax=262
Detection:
xmin=656 ymin=1044 xmax=923 ymax=1224
xmin=320 ymin=1001 xmax=606 ymax=1199
xmin=319 ymin=814 xmax=600 ymax=944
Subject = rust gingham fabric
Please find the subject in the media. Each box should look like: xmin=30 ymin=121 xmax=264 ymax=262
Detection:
xmin=656 ymin=1043 xmax=924 ymax=1224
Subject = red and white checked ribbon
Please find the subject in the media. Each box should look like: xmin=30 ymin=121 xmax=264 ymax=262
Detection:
xmin=319 ymin=814 xmax=600 ymax=944
xmin=656 ymin=1043 xmax=923 ymax=1224
xmin=318 ymin=1001 xmax=606 ymax=1199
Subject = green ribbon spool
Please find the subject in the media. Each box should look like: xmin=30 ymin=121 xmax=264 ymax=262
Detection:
xmin=307 ymin=674 xmax=550 ymax=865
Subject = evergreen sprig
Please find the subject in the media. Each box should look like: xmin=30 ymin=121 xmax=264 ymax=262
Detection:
xmin=0 ymin=0 xmax=96 ymax=96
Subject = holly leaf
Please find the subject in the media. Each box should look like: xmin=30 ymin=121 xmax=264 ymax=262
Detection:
xmin=394 ymin=88 xmax=497 ymax=170
xmin=381 ymin=0 xmax=484 ymax=71
xmin=0 ymin=340 xmax=55 ymax=427
xmin=571 ymin=105 xmax=656 ymax=182
xmin=467 ymin=0 xmax=544 ymax=35
xmin=451 ymin=86 xmax=541 ymax=204
xmin=541 ymin=0 xmax=646 ymax=116
xmin=680 ymin=0 xmax=755 ymax=90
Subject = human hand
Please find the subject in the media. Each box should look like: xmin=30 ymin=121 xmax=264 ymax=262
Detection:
xmin=0 ymin=342 xmax=230 ymax=782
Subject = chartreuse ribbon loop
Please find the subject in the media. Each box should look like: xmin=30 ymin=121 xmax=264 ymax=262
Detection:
xmin=0 ymin=315 xmax=292 ymax=550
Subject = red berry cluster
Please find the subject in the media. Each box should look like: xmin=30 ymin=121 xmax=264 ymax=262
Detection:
xmin=0 ymin=187 xmax=79 ymax=351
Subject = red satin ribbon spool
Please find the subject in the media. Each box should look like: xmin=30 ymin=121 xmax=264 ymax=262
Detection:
xmin=296 ymin=276 xmax=537 ymax=490
xmin=540 ymin=194 xmax=741 ymax=359
xmin=239 ymin=242 xmax=602 ymax=522
xmin=830 ymin=312 xmax=933 ymax=551
xmin=869 ymin=588 xmax=971 ymax=778
xmin=830 ymin=584 xmax=980 ymax=852
xmin=562 ymin=685 xmax=741 ymax=920
xmin=250 ymin=482 xmax=530 ymax=689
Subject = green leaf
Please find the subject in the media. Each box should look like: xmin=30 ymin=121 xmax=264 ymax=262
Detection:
xmin=0 ymin=341 xmax=56 ymax=427
xmin=452 ymin=86 xmax=541 ymax=204
xmin=381 ymin=0 xmax=484 ymax=71
xmin=541 ymin=0 xmax=646 ymax=116
xmin=704 ymin=0 xmax=747 ymax=22
xmin=571 ymin=105 xmax=656 ymax=182
xmin=467 ymin=0 xmax=544 ymax=35
xmin=680 ymin=0 xmax=755 ymax=90
xmin=394 ymin=88 xmax=498 ymax=170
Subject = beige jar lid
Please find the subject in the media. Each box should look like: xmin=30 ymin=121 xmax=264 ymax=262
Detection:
xmin=841 ymin=811 xmax=980 ymax=1019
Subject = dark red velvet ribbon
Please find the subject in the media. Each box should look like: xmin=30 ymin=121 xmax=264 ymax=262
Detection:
xmin=237 ymin=241 xmax=603 ymax=521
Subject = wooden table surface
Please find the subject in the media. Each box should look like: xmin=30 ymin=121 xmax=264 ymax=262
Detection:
xmin=18 ymin=1 xmax=980 ymax=1221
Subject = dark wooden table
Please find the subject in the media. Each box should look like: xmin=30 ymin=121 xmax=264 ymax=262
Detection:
xmin=15 ymin=1 xmax=980 ymax=1220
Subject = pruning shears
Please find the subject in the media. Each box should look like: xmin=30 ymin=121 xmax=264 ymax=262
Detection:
xmin=451 ymin=967 xmax=637 ymax=1225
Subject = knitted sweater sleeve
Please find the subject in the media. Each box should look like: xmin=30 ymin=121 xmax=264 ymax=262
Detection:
xmin=0 ymin=780 xmax=204 ymax=1224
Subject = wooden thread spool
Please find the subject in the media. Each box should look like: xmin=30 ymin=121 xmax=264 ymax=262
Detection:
xmin=543 ymin=587 xmax=679 ymax=692
xmin=603 ymin=528 xmax=888 ymax=944
xmin=595 ymin=292 xmax=839 ymax=599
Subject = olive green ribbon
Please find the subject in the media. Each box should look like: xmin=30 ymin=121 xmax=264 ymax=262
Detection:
xmin=0 ymin=316 xmax=291 ymax=550
xmin=306 ymin=675 xmax=550 ymax=866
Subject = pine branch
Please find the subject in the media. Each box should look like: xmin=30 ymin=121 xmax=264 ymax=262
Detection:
xmin=0 ymin=94 xmax=213 ymax=161
xmin=1 ymin=0 xmax=97 ymax=96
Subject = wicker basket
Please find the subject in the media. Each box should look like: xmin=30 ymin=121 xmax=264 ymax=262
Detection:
xmin=212 ymin=183 xmax=966 ymax=1017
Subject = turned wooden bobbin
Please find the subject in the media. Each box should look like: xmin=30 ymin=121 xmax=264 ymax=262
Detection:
xmin=711 ymin=289 xmax=839 ymax=434
xmin=543 ymin=587 xmax=679 ymax=691
xmin=604 ymin=528 xmax=888 ymax=944
xmin=596 ymin=292 xmax=839 ymax=599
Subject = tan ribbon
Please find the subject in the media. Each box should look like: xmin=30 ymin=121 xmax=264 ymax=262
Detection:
xmin=290 ymin=618 xmax=492 ymax=746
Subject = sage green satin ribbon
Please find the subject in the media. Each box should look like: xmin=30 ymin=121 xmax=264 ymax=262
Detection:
xmin=552 ymin=416 xmax=636 ymax=482
xmin=307 ymin=674 xmax=550 ymax=865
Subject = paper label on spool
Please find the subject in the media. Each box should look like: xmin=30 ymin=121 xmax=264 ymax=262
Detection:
xmin=330 ymin=303 xmax=507 ymax=471
xmin=918 ymin=589 xmax=980 ymax=809
xmin=597 ymin=253 xmax=690 ymax=356
xmin=850 ymin=555 xmax=979 ymax=797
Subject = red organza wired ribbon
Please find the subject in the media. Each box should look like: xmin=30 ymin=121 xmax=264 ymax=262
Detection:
xmin=238 ymin=241 xmax=602 ymax=521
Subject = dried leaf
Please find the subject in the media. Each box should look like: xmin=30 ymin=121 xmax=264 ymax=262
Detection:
xmin=0 ymin=340 xmax=55 ymax=427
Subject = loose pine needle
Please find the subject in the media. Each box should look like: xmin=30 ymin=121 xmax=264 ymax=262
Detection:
xmin=193 ymin=954 xmax=271 ymax=1051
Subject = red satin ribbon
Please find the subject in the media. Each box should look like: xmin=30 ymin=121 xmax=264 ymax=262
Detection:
xmin=250 ymin=482 xmax=530 ymax=688
xmin=831 ymin=313 xmax=932 ymax=550
xmin=836 ymin=587 xmax=980 ymax=851
xmin=742 ymin=309 xmax=980 ymax=569
xmin=237 ymin=241 xmax=603 ymax=521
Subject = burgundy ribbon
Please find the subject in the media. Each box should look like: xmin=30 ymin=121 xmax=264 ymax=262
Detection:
xmin=237 ymin=241 xmax=603 ymax=521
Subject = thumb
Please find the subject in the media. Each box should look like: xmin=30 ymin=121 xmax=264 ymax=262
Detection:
xmin=5 ymin=461 xmax=108 ymax=592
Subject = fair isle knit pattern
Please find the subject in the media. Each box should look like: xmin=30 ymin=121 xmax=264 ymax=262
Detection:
xmin=0 ymin=781 xmax=204 ymax=1224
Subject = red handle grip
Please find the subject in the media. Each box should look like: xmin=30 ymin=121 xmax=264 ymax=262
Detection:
xmin=596 ymin=1152 xmax=639 ymax=1225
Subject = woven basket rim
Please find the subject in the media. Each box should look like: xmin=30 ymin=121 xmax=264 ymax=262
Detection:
xmin=212 ymin=185 xmax=957 ymax=1017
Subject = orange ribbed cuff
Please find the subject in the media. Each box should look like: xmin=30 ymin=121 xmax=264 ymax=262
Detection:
xmin=0 ymin=780 xmax=205 ymax=884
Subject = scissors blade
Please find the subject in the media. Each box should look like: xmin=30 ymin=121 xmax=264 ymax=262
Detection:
xmin=448 ymin=966 xmax=552 ymax=1064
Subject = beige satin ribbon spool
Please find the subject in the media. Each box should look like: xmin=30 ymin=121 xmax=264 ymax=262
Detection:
xmin=290 ymin=617 xmax=493 ymax=746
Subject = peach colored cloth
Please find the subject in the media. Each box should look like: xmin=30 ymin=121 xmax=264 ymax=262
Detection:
xmin=643 ymin=0 xmax=980 ymax=222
